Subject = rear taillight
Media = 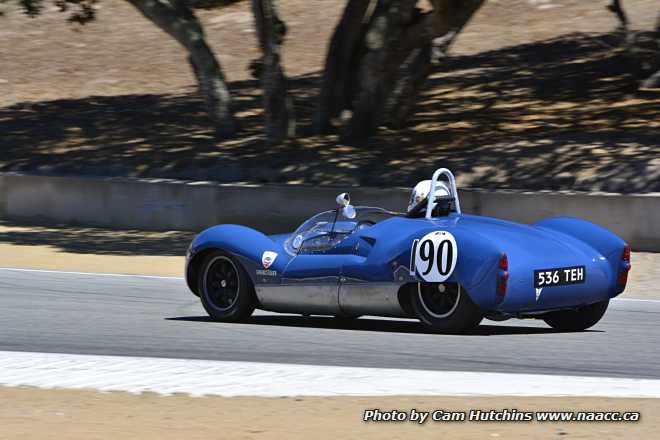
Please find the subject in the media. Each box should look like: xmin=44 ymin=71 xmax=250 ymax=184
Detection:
xmin=497 ymin=272 xmax=509 ymax=296
xmin=499 ymin=253 xmax=508 ymax=271
xmin=618 ymin=244 xmax=631 ymax=288
xmin=622 ymin=244 xmax=631 ymax=262
xmin=497 ymin=253 xmax=509 ymax=297
xmin=617 ymin=271 xmax=629 ymax=287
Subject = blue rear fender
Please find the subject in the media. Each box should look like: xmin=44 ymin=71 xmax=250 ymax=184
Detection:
xmin=345 ymin=216 xmax=504 ymax=310
xmin=186 ymin=224 xmax=290 ymax=294
xmin=482 ymin=216 xmax=626 ymax=313
xmin=534 ymin=217 xmax=625 ymax=260
xmin=534 ymin=217 xmax=627 ymax=296
xmin=436 ymin=225 xmax=503 ymax=311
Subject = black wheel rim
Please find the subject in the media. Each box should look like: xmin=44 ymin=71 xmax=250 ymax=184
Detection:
xmin=204 ymin=256 xmax=240 ymax=311
xmin=418 ymin=283 xmax=461 ymax=318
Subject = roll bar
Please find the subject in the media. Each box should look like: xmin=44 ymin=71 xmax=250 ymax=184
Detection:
xmin=425 ymin=168 xmax=462 ymax=219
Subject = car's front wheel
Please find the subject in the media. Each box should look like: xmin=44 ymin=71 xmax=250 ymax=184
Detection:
xmin=197 ymin=250 xmax=256 ymax=322
xmin=411 ymin=283 xmax=483 ymax=333
xmin=542 ymin=300 xmax=609 ymax=331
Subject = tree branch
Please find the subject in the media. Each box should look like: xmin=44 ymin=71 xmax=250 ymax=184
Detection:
xmin=127 ymin=0 xmax=237 ymax=136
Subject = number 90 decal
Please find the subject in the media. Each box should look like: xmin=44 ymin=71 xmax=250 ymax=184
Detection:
xmin=410 ymin=231 xmax=458 ymax=282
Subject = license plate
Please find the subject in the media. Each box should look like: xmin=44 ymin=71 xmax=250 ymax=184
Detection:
xmin=534 ymin=266 xmax=586 ymax=288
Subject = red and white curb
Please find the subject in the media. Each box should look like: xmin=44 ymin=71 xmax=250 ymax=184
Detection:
xmin=1 ymin=351 xmax=660 ymax=397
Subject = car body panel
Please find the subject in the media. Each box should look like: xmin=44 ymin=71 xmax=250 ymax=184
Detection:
xmin=186 ymin=209 xmax=628 ymax=319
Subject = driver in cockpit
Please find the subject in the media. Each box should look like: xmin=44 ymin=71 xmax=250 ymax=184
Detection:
xmin=406 ymin=180 xmax=453 ymax=217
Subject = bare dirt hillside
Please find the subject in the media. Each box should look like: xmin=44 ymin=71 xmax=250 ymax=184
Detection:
xmin=1 ymin=0 xmax=658 ymax=192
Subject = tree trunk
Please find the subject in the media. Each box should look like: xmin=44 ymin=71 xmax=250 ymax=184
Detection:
xmin=127 ymin=0 xmax=236 ymax=136
xmin=342 ymin=0 xmax=419 ymax=142
xmin=314 ymin=0 xmax=374 ymax=133
xmin=383 ymin=0 xmax=484 ymax=128
xmin=607 ymin=0 xmax=634 ymax=47
xmin=340 ymin=0 xmax=484 ymax=142
xmin=640 ymin=12 xmax=660 ymax=91
xmin=384 ymin=44 xmax=432 ymax=129
xmin=251 ymin=0 xmax=294 ymax=144
xmin=607 ymin=0 xmax=629 ymax=31
xmin=429 ymin=0 xmax=485 ymax=59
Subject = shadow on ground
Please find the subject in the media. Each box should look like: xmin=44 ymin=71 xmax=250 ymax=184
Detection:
xmin=1 ymin=32 xmax=658 ymax=192
xmin=0 ymin=220 xmax=193 ymax=256
xmin=166 ymin=314 xmax=599 ymax=335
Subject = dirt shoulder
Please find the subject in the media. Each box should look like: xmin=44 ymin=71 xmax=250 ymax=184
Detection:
xmin=0 ymin=223 xmax=190 ymax=277
xmin=0 ymin=242 xmax=184 ymax=277
xmin=0 ymin=222 xmax=657 ymax=300
xmin=0 ymin=387 xmax=657 ymax=440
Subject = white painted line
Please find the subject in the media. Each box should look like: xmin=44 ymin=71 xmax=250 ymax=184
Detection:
xmin=1 ymin=351 xmax=659 ymax=398
xmin=613 ymin=298 xmax=660 ymax=303
xmin=0 ymin=267 xmax=184 ymax=281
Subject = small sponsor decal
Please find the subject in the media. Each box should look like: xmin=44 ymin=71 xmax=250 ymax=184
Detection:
xmin=262 ymin=251 xmax=278 ymax=269
xmin=535 ymin=287 xmax=543 ymax=302
xmin=256 ymin=269 xmax=277 ymax=276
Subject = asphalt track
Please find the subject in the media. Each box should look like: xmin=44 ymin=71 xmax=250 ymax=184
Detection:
xmin=1 ymin=268 xmax=659 ymax=379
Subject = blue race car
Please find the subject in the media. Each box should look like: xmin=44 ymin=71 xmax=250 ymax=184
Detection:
xmin=185 ymin=168 xmax=631 ymax=333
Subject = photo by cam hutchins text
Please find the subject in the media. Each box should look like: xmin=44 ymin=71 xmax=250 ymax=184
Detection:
xmin=363 ymin=409 xmax=641 ymax=424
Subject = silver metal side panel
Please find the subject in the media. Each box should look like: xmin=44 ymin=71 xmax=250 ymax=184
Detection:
xmin=339 ymin=282 xmax=409 ymax=318
xmin=255 ymin=277 xmax=340 ymax=315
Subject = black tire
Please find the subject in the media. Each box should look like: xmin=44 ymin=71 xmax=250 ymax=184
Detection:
xmin=411 ymin=283 xmax=483 ymax=333
xmin=543 ymin=300 xmax=609 ymax=331
xmin=197 ymin=250 xmax=256 ymax=322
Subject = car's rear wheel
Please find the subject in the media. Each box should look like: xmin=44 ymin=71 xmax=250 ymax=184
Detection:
xmin=411 ymin=283 xmax=483 ymax=333
xmin=198 ymin=250 xmax=256 ymax=322
xmin=542 ymin=300 xmax=609 ymax=331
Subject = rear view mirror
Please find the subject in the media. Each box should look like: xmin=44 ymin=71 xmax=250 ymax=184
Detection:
xmin=336 ymin=192 xmax=350 ymax=207
xmin=342 ymin=205 xmax=356 ymax=219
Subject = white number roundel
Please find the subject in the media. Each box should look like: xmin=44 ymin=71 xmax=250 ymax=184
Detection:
xmin=410 ymin=231 xmax=458 ymax=282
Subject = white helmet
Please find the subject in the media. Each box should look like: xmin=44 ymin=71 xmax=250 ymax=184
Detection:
xmin=407 ymin=179 xmax=450 ymax=213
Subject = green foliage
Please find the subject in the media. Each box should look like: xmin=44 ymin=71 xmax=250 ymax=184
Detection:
xmin=0 ymin=0 xmax=98 ymax=23
xmin=0 ymin=0 xmax=243 ymax=21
